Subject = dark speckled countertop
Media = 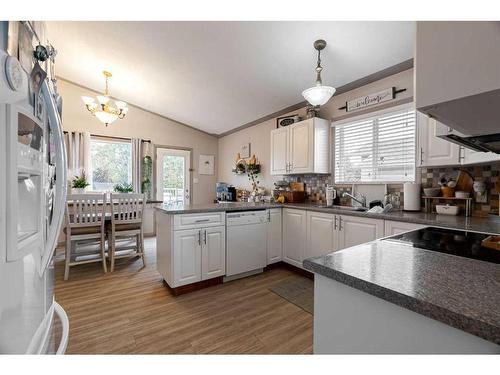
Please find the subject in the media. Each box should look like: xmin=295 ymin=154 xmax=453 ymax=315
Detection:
xmin=303 ymin=240 xmax=500 ymax=345
xmin=156 ymin=201 xmax=500 ymax=234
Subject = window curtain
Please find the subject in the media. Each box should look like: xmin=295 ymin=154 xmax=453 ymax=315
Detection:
xmin=131 ymin=138 xmax=142 ymax=193
xmin=64 ymin=131 xmax=91 ymax=183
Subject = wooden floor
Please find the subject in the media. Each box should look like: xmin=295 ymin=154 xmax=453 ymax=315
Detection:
xmin=54 ymin=238 xmax=313 ymax=354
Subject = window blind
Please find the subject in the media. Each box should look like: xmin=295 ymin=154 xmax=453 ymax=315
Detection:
xmin=334 ymin=107 xmax=416 ymax=183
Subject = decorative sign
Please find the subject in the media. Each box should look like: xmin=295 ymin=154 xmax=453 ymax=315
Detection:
xmin=199 ymin=154 xmax=215 ymax=175
xmin=339 ymin=87 xmax=407 ymax=113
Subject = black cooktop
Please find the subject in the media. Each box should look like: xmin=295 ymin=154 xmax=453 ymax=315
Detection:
xmin=383 ymin=227 xmax=500 ymax=264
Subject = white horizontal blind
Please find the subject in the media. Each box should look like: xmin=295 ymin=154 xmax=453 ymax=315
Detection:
xmin=334 ymin=107 xmax=416 ymax=183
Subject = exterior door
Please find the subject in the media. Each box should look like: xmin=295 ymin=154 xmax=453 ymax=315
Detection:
xmin=156 ymin=148 xmax=191 ymax=204
xmin=306 ymin=211 xmax=336 ymax=258
xmin=282 ymin=208 xmax=306 ymax=268
xmin=270 ymin=128 xmax=288 ymax=175
xmin=267 ymin=208 xmax=283 ymax=264
xmin=418 ymin=112 xmax=460 ymax=166
xmin=173 ymin=228 xmax=201 ymax=286
xmin=289 ymin=120 xmax=313 ymax=173
xmin=337 ymin=216 xmax=384 ymax=250
xmin=201 ymin=226 xmax=225 ymax=280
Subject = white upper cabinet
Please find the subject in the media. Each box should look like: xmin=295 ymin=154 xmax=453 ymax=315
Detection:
xmin=417 ymin=112 xmax=460 ymax=167
xmin=462 ymin=147 xmax=500 ymax=165
xmin=270 ymin=118 xmax=329 ymax=175
xmin=270 ymin=127 xmax=288 ymax=175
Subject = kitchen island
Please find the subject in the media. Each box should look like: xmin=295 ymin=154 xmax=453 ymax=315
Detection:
xmin=303 ymin=237 xmax=500 ymax=354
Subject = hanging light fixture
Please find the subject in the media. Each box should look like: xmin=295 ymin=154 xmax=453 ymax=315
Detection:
xmin=82 ymin=71 xmax=129 ymax=126
xmin=302 ymin=39 xmax=336 ymax=107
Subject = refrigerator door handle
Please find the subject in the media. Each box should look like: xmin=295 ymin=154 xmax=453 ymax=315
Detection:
xmin=54 ymin=301 xmax=69 ymax=355
xmin=40 ymin=81 xmax=67 ymax=274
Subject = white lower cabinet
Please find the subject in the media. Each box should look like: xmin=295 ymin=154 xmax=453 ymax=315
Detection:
xmin=173 ymin=228 xmax=202 ymax=286
xmin=306 ymin=211 xmax=336 ymax=258
xmin=384 ymin=220 xmax=426 ymax=236
xmin=267 ymin=209 xmax=283 ymax=264
xmin=336 ymin=215 xmax=384 ymax=250
xmin=201 ymin=226 xmax=226 ymax=280
xmin=283 ymin=208 xmax=307 ymax=268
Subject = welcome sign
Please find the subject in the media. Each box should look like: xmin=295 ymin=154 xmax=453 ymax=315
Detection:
xmin=345 ymin=87 xmax=396 ymax=112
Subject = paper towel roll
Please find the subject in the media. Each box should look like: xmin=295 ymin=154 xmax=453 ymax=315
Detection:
xmin=403 ymin=183 xmax=421 ymax=211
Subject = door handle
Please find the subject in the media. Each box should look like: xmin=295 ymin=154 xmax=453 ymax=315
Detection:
xmin=203 ymin=230 xmax=207 ymax=245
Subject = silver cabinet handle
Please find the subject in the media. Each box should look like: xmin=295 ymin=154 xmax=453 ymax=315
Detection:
xmin=334 ymin=215 xmax=338 ymax=230
xmin=203 ymin=230 xmax=207 ymax=245
xmin=195 ymin=218 xmax=210 ymax=223
xmin=339 ymin=216 xmax=343 ymax=231
xmin=267 ymin=211 xmax=271 ymax=222
xmin=420 ymin=147 xmax=424 ymax=166
xmin=198 ymin=230 xmax=201 ymax=246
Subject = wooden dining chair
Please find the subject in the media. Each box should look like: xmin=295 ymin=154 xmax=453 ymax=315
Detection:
xmin=64 ymin=193 xmax=107 ymax=280
xmin=107 ymin=193 xmax=146 ymax=272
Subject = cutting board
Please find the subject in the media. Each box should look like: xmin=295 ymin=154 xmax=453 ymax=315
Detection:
xmin=455 ymin=170 xmax=474 ymax=193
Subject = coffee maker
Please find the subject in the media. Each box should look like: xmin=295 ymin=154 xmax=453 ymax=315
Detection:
xmin=216 ymin=182 xmax=228 ymax=202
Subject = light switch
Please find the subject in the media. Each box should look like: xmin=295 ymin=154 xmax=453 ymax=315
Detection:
xmin=193 ymin=177 xmax=199 ymax=184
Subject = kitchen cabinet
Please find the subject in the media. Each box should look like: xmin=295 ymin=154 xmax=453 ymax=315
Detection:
xmin=157 ymin=211 xmax=226 ymax=288
xmin=201 ymin=226 xmax=225 ymax=280
xmin=270 ymin=117 xmax=330 ymax=175
xmin=282 ymin=208 xmax=307 ymax=268
xmin=306 ymin=211 xmax=336 ymax=258
xmin=417 ymin=112 xmax=460 ymax=167
xmin=267 ymin=208 xmax=283 ymax=264
xmin=336 ymin=215 xmax=384 ymax=250
xmin=462 ymin=147 xmax=500 ymax=165
xmin=384 ymin=220 xmax=425 ymax=237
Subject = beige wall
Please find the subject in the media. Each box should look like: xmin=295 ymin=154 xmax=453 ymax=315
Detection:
xmin=59 ymin=79 xmax=219 ymax=204
xmin=217 ymin=68 xmax=414 ymax=192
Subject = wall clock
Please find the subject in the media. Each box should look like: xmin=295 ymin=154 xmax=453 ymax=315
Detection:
xmin=5 ymin=55 xmax=24 ymax=91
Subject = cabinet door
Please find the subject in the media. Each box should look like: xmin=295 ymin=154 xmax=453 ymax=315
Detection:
xmin=306 ymin=211 xmax=336 ymax=258
xmin=462 ymin=147 xmax=500 ymax=165
xmin=173 ymin=228 xmax=202 ymax=287
xmin=270 ymin=127 xmax=289 ymax=175
xmin=267 ymin=209 xmax=283 ymax=264
xmin=384 ymin=220 xmax=426 ymax=237
xmin=289 ymin=120 xmax=314 ymax=174
xmin=418 ymin=112 xmax=460 ymax=167
xmin=282 ymin=208 xmax=306 ymax=268
xmin=201 ymin=226 xmax=225 ymax=280
xmin=337 ymin=216 xmax=384 ymax=251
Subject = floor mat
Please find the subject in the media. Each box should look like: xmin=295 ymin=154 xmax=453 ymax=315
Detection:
xmin=269 ymin=277 xmax=314 ymax=314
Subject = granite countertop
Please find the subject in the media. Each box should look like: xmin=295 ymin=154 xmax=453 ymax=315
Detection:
xmin=156 ymin=201 xmax=500 ymax=234
xmin=303 ymin=241 xmax=500 ymax=344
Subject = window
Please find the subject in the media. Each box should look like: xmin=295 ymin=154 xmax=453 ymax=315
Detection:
xmin=334 ymin=106 xmax=416 ymax=183
xmin=89 ymin=137 xmax=132 ymax=192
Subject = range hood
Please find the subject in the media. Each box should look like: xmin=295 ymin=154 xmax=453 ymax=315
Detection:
xmin=422 ymin=88 xmax=500 ymax=154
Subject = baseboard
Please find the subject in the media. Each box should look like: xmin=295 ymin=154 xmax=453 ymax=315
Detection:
xmin=264 ymin=261 xmax=314 ymax=280
xmin=164 ymin=276 xmax=224 ymax=296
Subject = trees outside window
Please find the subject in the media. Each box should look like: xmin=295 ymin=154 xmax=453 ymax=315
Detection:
xmin=90 ymin=138 xmax=132 ymax=192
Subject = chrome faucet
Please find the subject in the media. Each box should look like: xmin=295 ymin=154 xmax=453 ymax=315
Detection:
xmin=343 ymin=192 xmax=367 ymax=208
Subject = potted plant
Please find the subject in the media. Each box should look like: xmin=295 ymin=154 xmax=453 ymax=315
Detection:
xmin=113 ymin=182 xmax=134 ymax=193
xmin=71 ymin=170 xmax=90 ymax=194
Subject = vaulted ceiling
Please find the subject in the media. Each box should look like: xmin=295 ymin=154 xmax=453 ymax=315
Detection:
xmin=47 ymin=21 xmax=415 ymax=135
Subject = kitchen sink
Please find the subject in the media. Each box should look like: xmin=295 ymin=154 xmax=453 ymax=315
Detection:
xmin=315 ymin=205 xmax=368 ymax=212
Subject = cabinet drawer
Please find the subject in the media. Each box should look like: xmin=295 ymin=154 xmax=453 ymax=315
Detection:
xmin=173 ymin=212 xmax=225 ymax=230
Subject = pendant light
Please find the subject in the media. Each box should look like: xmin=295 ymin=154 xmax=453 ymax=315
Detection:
xmin=302 ymin=39 xmax=336 ymax=107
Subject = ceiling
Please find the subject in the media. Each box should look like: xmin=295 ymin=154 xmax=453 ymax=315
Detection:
xmin=47 ymin=21 xmax=415 ymax=135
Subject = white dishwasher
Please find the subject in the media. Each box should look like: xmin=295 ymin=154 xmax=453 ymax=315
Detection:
xmin=225 ymin=210 xmax=269 ymax=280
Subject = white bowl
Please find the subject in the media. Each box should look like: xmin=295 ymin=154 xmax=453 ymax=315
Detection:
xmin=455 ymin=191 xmax=470 ymax=198
xmin=423 ymin=188 xmax=441 ymax=197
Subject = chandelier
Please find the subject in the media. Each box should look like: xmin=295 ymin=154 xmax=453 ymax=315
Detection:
xmin=81 ymin=71 xmax=128 ymax=126
xmin=302 ymin=39 xmax=336 ymax=107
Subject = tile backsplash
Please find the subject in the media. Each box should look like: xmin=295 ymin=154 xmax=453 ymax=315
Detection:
xmin=420 ymin=163 xmax=500 ymax=215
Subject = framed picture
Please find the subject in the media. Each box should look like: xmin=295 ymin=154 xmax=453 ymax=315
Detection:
xmin=199 ymin=155 xmax=215 ymax=175
xmin=240 ymin=143 xmax=250 ymax=158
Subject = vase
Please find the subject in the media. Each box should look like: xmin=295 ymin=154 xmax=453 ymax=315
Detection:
xmin=72 ymin=188 xmax=86 ymax=194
